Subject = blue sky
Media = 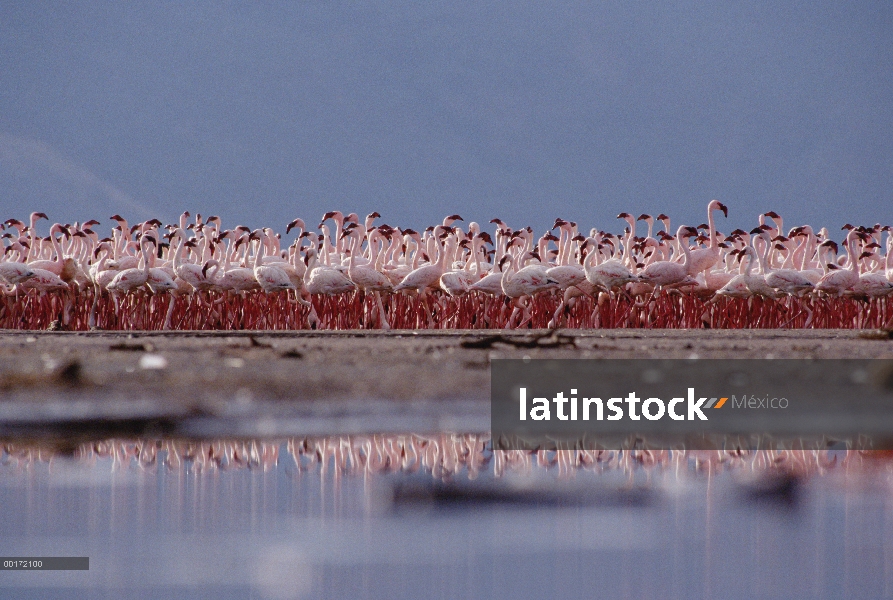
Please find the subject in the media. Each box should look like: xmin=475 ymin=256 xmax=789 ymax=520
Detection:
xmin=1 ymin=2 xmax=891 ymax=237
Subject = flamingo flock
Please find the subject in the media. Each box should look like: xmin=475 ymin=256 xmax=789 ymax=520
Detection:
xmin=1 ymin=202 xmax=892 ymax=330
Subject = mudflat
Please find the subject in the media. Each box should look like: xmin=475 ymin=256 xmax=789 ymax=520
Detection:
xmin=1 ymin=329 xmax=891 ymax=441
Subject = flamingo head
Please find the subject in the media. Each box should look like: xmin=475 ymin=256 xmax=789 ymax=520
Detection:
xmin=709 ymin=200 xmax=728 ymax=217
xmin=476 ymin=232 xmax=493 ymax=245
xmin=320 ymin=210 xmax=341 ymax=225
xmin=286 ymin=218 xmax=305 ymax=234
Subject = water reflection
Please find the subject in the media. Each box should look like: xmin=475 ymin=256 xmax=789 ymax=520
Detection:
xmin=4 ymin=435 xmax=883 ymax=478
xmin=1 ymin=437 xmax=892 ymax=599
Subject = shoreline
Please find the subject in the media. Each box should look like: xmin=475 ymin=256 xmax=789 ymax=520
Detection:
xmin=1 ymin=329 xmax=892 ymax=442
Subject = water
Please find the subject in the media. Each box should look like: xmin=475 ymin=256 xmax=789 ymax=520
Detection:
xmin=1 ymin=438 xmax=892 ymax=599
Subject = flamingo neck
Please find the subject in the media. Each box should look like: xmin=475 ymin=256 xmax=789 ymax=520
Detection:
xmin=845 ymin=235 xmax=859 ymax=274
xmin=320 ymin=226 xmax=332 ymax=267
xmin=707 ymin=206 xmax=718 ymax=250
xmin=781 ymin=244 xmax=796 ymax=270
xmin=333 ymin=215 xmax=345 ymax=256
xmin=138 ymin=240 xmax=149 ymax=275
xmin=436 ymin=237 xmax=452 ymax=269
xmin=621 ymin=230 xmax=632 ymax=267
xmin=755 ymin=236 xmax=771 ymax=275
xmin=207 ymin=260 xmax=221 ymax=280
xmin=805 ymin=233 xmax=819 ymax=270
xmin=676 ymin=232 xmax=691 ymax=267
xmin=49 ymin=227 xmax=64 ymax=265
xmin=556 ymin=228 xmax=567 ymax=265
xmin=503 ymin=251 xmax=519 ymax=281
xmin=348 ymin=234 xmax=359 ymax=269
xmin=254 ymin=236 xmax=266 ymax=270
xmin=368 ymin=233 xmax=381 ymax=270
xmin=886 ymin=236 xmax=893 ymax=271
xmin=173 ymin=234 xmax=186 ymax=270
xmin=95 ymin=246 xmax=110 ymax=272
xmin=472 ymin=238 xmax=482 ymax=275
xmin=304 ymin=250 xmax=317 ymax=283
xmin=584 ymin=244 xmax=598 ymax=270
xmin=743 ymin=250 xmax=756 ymax=276
xmin=223 ymin=238 xmax=235 ymax=272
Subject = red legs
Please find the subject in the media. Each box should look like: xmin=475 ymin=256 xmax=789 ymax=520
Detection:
xmin=507 ymin=296 xmax=531 ymax=329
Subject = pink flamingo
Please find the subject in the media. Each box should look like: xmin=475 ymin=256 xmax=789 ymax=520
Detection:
xmin=816 ymin=229 xmax=862 ymax=296
xmin=686 ymin=200 xmax=728 ymax=276
xmin=638 ymin=226 xmax=698 ymax=288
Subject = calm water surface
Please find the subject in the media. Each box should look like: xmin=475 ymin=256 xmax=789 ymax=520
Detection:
xmin=1 ymin=437 xmax=892 ymax=599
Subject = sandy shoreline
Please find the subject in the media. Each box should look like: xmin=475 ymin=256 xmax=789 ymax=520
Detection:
xmin=1 ymin=329 xmax=892 ymax=441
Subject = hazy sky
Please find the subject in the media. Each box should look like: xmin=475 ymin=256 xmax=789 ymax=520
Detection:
xmin=1 ymin=2 xmax=891 ymax=238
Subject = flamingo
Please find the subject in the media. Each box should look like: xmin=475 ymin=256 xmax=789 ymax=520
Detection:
xmin=638 ymin=226 xmax=699 ymax=288
xmin=763 ymin=241 xmax=815 ymax=296
xmin=500 ymin=242 xmax=559 ymax=329
xmin=394 ymin=228 xmax=452 ymax=294
xmin=0 ymin=247 xmax=36 ymax=285
xmin=851 ymin=250 xmax=893 ymax=297
xmin=394 ymin=228 xmax=453 ymax=327
xmin=715 ymin=249 xmax=756 ymax=298
xmin=344 ymin=226 xmax=392 ymax=328
xmin=19 ymin=268 xmax=68 ymax=292
xmin=582 ymin=238 xmax=639 ymax=291
xmin=171 ymin=228 xmax=212 ymax=291
xmin=304 ymin=244 xmax=355 ymax=296
xmin=686 ymin=200 xmax=728 ymax=275
xmin=816 ymin=229 xmax=862 ymax=296
xmin=250 ymin=231 xmax=294 ymax=293
xmin=885 ymin=231 xmax=893 ymax=282
xmin=106 ymin=235 xmax=152 ymax=294
xmin=27 ymin=223 xmax=76 ymax=281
